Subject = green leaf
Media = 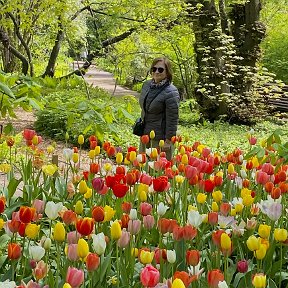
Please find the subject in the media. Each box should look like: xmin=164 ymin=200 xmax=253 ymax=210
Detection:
xmin=7 ymin=177 xmax=22 ymax=199
xmin=100 ymin=252 xmax=112 ymax=282
xmin=268 ymin=278 xmax=278 ymax=288
xmin=0 ymin=82 xmax=15 ymax=98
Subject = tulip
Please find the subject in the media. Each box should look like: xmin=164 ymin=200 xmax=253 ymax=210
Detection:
xmin=103 ymin=205 xmax=116 ymax=222
xmin=117 ymin=230 xmax=130 ymax=248
xmin=8 ymin=243 xmax=21 ymax=260
xmin=29 ymin=246 xmax=45 ymax=261
xmin=140 ymin=250 xmax=154 ymax=264
xmin=25 ymin=223 xmax=40 ymax=239
xmin=19 ymin=206 xmax=36 ymax=223
xmin=153 ymin=176 xmax=169 ymax=192
xmin=237 ymin=259 xmax=248 ymax=273
xmin=45 ymin=201 xmax=63 ymax=220
xmin=186 ymin=250 xmax=200 ymax=266
xmin=67 ymin=231 xmax=81 ymax=244
xmin=274 ymin=228 xmax=288 ymax=242
xmin=62 ymin=210 xmax=77 ymax=226
xmin=157 ymin=202 xmax=169 ymax=217
xmin=173 ymin=271 xmax=193 ymax=287
xmin=74 ymin=200 xmax=83 ymax=215
xmin=66 ymin=267 xmax=84 ymax=288
xmin=53 ymin=222 xmax=66 ymax=242
xmin=78 ymin=180 xmax=87 ymax=194
xmin=252 ymin=273 xmax=266 ymax=288
xmin=67 ymin=244 xmax=79 ymax=261
xmin=254 ymin=244 xmax=267 ymax=260
xmin=187 ymin=210 xmax=204 ymax=228
xmin=207 ymin=269 xmax=224 ymax=288
xmin=247 ymin=235 xmax=260 ymax=251
xmin=140 ymin=202 xmax=152 ymax=216
xmin=258 ymin=224 xmax=271 ymax=239
xmin=42 ymin=164 xmax=57 ymax=176
xmin=167 ymin=249 xmax=176 ymax=264
xmin=33 ymin=260 xmax=48 ymax=280
xmin=208 ymin=212 xmax=218 ymax=225
xmin=140 ymin=264 xmax=160 ymax=288
xmin=143 ymin=215 xmax=155 ymax=230
xmin=86 ymin=253 xmax=100 ymax=271
xmin=77 ymin=238 xmax=89 ymax=260
xmin=128 ymin=219 xmax=141 ymax=235
xmin=220 ymin=233 xmax=232 ymax=250
xmin=32 ymin=199 xmax=45 ymax=214
xmin=92 ymin=206 xmax=105 ymax=222
xmin=116 ymin=152 xmax=123 ymax=164
xmin=72 ymin=153 xmax=79 ymax=163
xmin=171 ymin=279 xmax=185 ymax=288
xmin=111 ymin=221 xmax=122 ymax=240
xmin=0 ymin=196 xmax=5 ymax=214
xmin=76 ymin=217 xmax=94 ymax=236
xmin=112 ymin=183 xmax=129 ymax=198
xmin=78 ymin=134 xmax=84 ymax=145
xmin=92 ymin=232 xmax=106 ymax=255
xmin=150 ymin=130 xmax=155 ymax=139
xmin=196 ymin=193 xmax=207 ymax=204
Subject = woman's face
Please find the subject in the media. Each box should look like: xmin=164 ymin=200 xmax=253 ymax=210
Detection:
xmin=151 ymin=60 xmax=167 ymax=83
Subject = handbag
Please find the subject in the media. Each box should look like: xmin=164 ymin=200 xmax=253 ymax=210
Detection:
xmin=132 ymin=82 xmax=169 ymax=136
xmin=132 ymin=117 xmax=145 ymax=136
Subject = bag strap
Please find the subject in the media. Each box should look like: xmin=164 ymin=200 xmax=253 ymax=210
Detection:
xmin=143 ymin=83 xmax=169 ymax=122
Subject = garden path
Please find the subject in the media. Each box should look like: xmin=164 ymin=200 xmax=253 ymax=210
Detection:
xmin=0 ymin=63 xmax=139 ymax=192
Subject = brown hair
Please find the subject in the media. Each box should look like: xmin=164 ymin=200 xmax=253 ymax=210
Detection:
xmin=150 ymin=57 xmax=173 ymax=82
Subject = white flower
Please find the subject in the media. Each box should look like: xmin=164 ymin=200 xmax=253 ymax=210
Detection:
xmin=45 ymin=201 xmax=63 ymax=220
xmin=146 ymin=148 xmax=152 ymax=157
xmin=157 ymin=202 xmax=169 ymax=217
xmin=240 ymin=169 xmax=247 ymax=179
xmin=166 ymin=249 xmax=176 ymax=263
xmin=187 ymin=210 xmax=204 ymax=228
xmin=0 ymin=280 xmax=16 ymax=288
xmin=92 ymin=232 xmax=106 ymax=255
xmin=29 ymin=245 xmax=45 ymax=261
xmin=63 ymin=148 xmax=73 ymax=161
xmin=218 ymin=215 xmax=236 ymax=229
xmin=218 ymin=280 xmax=229 ymax=288
xmin=129 ymin=209 xmax=138 ymax=220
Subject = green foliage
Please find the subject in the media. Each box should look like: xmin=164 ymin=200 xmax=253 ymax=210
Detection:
xmin=34 ymin=85 xmax=138 ymax=146
xmin=0 ymin=71 xmax=43 ymax=118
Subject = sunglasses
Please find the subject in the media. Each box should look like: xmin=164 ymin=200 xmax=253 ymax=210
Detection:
xmin=151 ymin=67 xmax=165 ymax=73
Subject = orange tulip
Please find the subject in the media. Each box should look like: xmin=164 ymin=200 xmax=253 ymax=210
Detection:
xmin=76 ymin=217 xmax=94 ymax=236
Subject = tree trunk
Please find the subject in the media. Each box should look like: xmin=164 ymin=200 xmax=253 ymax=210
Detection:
xmin=42 ymin=22 xmax=64 ymax=77
xmin=219 ymin=0 xmax=229 ymax=34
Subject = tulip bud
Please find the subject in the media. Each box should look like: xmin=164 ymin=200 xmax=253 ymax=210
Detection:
xmin=159 ymin=140 xmax=165 ymax=147
xmin=237 ymin=260 xmax=248 ymax=273
xmin=274 ymin=228 xmax=288 ymax=242
xmin=78 ymin=135 xmax=84 ymax=145
xmin=167 ymin=249 xmax=176 ymax=263
xmin=88 ymin=150 xmax=96 ymax=159
xmin=72 ymin=153 xmax=79 ymax=163
xmin=75 ymin=200 xmax=83 ymax=215
xmin=149 ymin=130 xmax=155 ymax=139
xmin=78 ymin=180 xmax=88 ymax=194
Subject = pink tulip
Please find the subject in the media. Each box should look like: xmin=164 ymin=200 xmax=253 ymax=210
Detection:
xmin=128 ymin=219 xmax=141 ymax=235
xmin=67 ymin=231 xmax=81 ymax=244
xmin=32 ymin=199 xmax=45 ymax=214
xmin=184 ymin=165 xmax=198 ymax=179
xmin=67 ymin=244 xmax=79 ymax=261
xmin=143 ymin=215 xmax=155 ymax=230
xmin=262 ymin=163 xmax=274 ymax=175
xmin=140 ymin=202 xmax=153 ymax=216
xmin=23 ymin=129 xmax=36 ymax=141
xmin=140 ymin=173 xmax=152 ymax=185
xmin=237 ymin=260 xmax=248 ymax=273
xmin=140 ymin=264 xmax=160 ymax=287
xmin=33 ymin=260 xmax=48 ymax=281
xmin=117 ymin=230 xmax=130 ymax=248
xmin=256 ymin=171 xmax=269 ymax=185
xmin=66 ymin=266 xmax=84 ymax=288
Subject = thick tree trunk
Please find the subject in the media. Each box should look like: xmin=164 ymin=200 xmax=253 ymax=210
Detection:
xmin=42 ymin=22 xmax=64 ymax=77
xmin=0 ymin=27 xmax=29 ymax=75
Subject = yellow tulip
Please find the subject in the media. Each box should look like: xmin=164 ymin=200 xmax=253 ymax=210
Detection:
xmin=111 ymin=221 xmax=122 ymax=240
xmin=103 ymin=205 xmax=116 ymax=222
xmin=0 ymin=218 xmax=5 ymax=230
xmin=159 ymin=140 xmax=165 ymax=147
xmin=84 ymin=188 xmax=92 ymax=199
xmin=138 ymin=183 xmax=149 ymax=194
xmin=42 ymin=164 xmax=58 ymax=176
xmin=25 ymin=223 xmax=40 ymax=239
xmin=197 ymin=193 xmax=207 ymax=204
xmin=78 ymin=180 xmax=87 ymax=194
xmin=241 ymin=188 xmax=251 ymax=198
xmin=172 ymin=278 xmax=186 ymax=288
xmin=227 ymin=163 xmax=235 ymax=174
xmin=212 ymin=190 xmax=223 ymax=203
xmin=138 ymin=190 xmax=147 ymax=202
xmin=75 ymin=200 xmax=83 ymax=214
xmin=254 ymin=244 xmax=267 ymax=260
xmin=220 ymin=233 xmax=231 ymax=250
xmin=197 ymin=144 xmax=205 ymax=154
xmin=175 ymin=175 xmax=185 ymax=184
xmin=258 ymin=224 xmax=271 ymax=239
xmin=252 ymin=273 xmax=266 ymax=288
xmin=216 ymin=171 xmax=223 ymax=177
xmin=0 ymin=163 xmax=11 ymax=173
xmin=149 ymin=130 xmax=155 ymax=139
xmin=252 ymin=156 xmax=259 ymax=168
xmin=211 ymin=201 xmax=219 ymax=212
xmin=230 ymin=209 xmax=236 ymax=216
xmin=242 ymin=195 xmax=254 ymax=206
xmin=140 ymin=250 xmax=154 ymax=264
xmin=77 ymin=238 xmax=89 ymax=260
xmin=150 ymin=148 xmax=158 ymax=159
xmin=247 ymin=235 xmax=260 ymax=251
xmin=78 ymin=135 xmax=84 ymax=145
xmin=47 ymin=145 xmax=55 ymax=154
xmin=116 ymin=153 xmax=123 ymax=164
xmin=72 ymin=153 xmax=79 ymax=163
xmin=95 ymin=146 xmax=101 ymax=156
xmin=129 ymin=151 xmax=137 ymax=162
xmin=131 ymin=248 xmax=139 ymax=257
xmin=53 ymin=222 xmax=66 ymax=242
xmin=88 ymin=150 xmax=95 ymax=159
xmin=274 ymin=228 xmax=288 ymax=242
xmin=124 ymin=158 xmax=130 ymax=165
xmin=235 ymin=203 xmax=243 ymax=213
xmin=181 ymin=154 xmax=188 ymax=165
xmin=63 ymin=284 xmax=72 ymax=288
xmin=179 ymin=146 xmax=185 ymax=155
xmin=104 ymin=163 xmax=112 ymax=172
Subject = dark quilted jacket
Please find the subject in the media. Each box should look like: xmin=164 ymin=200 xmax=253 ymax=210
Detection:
xmin=139 ymin=80 xmax=180 ymax=140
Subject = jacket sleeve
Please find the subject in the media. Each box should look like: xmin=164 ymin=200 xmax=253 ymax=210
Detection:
xmin=165 ymin=89 xmax=180 ymax=140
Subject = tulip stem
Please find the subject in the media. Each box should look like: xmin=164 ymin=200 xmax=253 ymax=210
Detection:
xmin=279 ymin=243 xmax=283 ymax=288
xmin=116 ymin=243 xmax=120 ymax=288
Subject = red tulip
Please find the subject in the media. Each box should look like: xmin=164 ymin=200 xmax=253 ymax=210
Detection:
xmin=8 ymin=219 xmax=21 ymax=233
xmin=121 ymin=202 xmax=132 ymax=214
xmin=120 ymin=214 xmax=130 ymax=229
xmin=154 ymin=248 xmax=167 ymax=264
xmin=140 ymin=202 xmax=152 ymax=216
xmin=76 ymin=217 xmax=94 ymax=236
xmin=23 ymin=129 xmax=36 ymax=141
xmin=86 ymin=253 xmax=100 ymax=271
xmin=140 ymin=264 xmax=160 ymax=288
xmin=19 ymin=206 xmax=36 ymax=223
xmin=6 ymin=137 xmax=15 ymax=147
xmin=207 ymin=269 xmax=224 ymax=288
xmin=153 ymin=176 xmax=169 ymax=192
xmin=91 ymin=206 xmax=105 ymax=222
xmin=8 ymin=242 xmax=22 ymax=260
xmin=107 ymin=146 xmax=116 ymax=157
xmin=90 ymin=163 xmax=100 ymax=174
xmin=116 ymin=166 xmax=126 ymax=174
xmin=212 ymin=230 xmax=225 ymax=247
xmin=0 ymin=196 xmax=5 ymax=213
xmin=237 ymin=259 xmax=248 ymax=273
xmin=186 ymin=250 xmax=200 ymax=266
xmin=140 ymin=135 xmax=150 ymax=145
xmin=182 ymin=225 xmax=197 ymax=240
xmin=173 ymin=271 xmax=194 ymax=287
xmin=112 ymin=183 xmax=129 ymax=198
xmin=208 ymin=212 xmax=218 ymax=225
xmin=204 ymin=179 xmax=215 ymax=193
xmin=271 ymin=187 xmax=281 ymax=199
xmin=219 ymin=202 xmax=231 ymax=216
xmin=256 ymin=171 xmax=269 ymax=185
xmin=62 ymin=210 xmax=77 ymax=225
xmin=126 ymin=172 xmax=137 ymax=185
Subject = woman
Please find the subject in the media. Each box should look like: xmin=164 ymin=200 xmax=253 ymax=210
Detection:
xmin=139 ymin=57 xmax=180 ymax=160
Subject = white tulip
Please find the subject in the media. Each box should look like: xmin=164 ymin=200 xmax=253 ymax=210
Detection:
xmin=218 ymin=280 xmax=229 ymax=288
xmin=129 ymin=209 xmax=138 ymax=220
xmin=0 ymin=280 xmax=16 ymax=288
xmin=167 ymin=249 xmax=176 ymax=263
xmin=45 ymin=201 xmax=63 ymax=220
xmin=63 ymin=148 xmax=74 ymax=161
xmin=187 ymin=210 xmax=204 ymax=228
xmin=157 ymin=202 xmax=169 ymax=217
xmin=29 ymin=245 xmax=45 ymax=261
xmin=92 ymin=232 xmax=106 ymax=255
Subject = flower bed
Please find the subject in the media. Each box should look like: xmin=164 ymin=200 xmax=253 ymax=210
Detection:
xmin=0 ymin=129 xmax=287 ymax=288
